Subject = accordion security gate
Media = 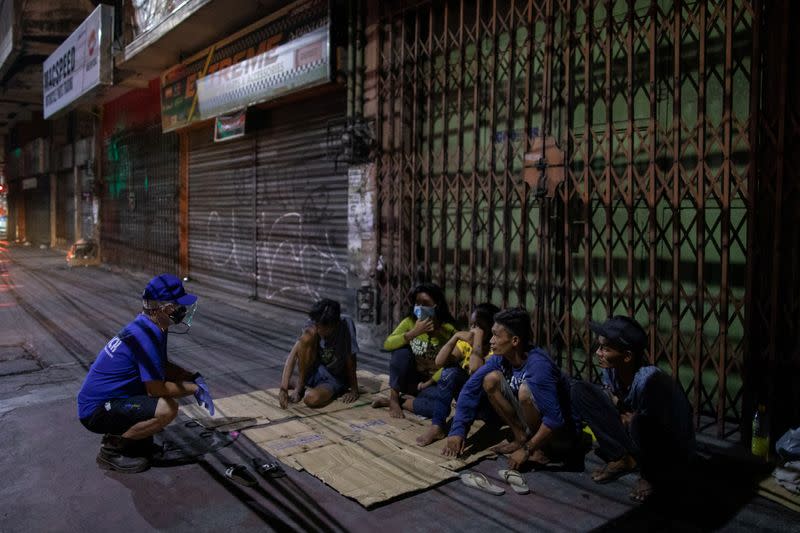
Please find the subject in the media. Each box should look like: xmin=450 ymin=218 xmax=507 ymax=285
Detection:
xmin=101 ymin=125 xmax=180 ymax=274
xmin=374 ymin=0 xmax=761 ymax=439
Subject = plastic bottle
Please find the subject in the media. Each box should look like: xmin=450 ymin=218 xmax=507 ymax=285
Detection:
xmin=751 ymin=404 xmax=770 ymax=459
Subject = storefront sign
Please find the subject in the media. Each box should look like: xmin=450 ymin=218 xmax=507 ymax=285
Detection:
xmin=196 ymin=26 xmax=329 ymax=121
xmin=214 ymin=110 xmax=246 ymax=142
xmin=160 ymin=0 xmax=328 ymax=132
xmin=42 ymin=4 xmax=114 ymax=119
xmin=0 ymin=0 xmax=15 ymax=70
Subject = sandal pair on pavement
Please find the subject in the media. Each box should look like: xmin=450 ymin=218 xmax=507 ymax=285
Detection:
xmin=224 ymin=459 xmax=286 ymax=487
xmin=460 ymin=470 xmax=530 ymax=496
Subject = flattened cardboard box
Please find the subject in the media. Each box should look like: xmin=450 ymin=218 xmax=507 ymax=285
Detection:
xmin=293 ymin=436 xmax=457 ymax=508
xmin=244 ymin=419 xmax=334 ymax=471
xmin=180 ymin=389 xmax=287 ymax=427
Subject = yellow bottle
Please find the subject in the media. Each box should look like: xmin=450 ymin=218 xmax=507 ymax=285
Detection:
xmin=751 ymin=404 xmax=770 ymax=459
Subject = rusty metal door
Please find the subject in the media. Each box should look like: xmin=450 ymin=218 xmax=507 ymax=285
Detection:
xmin=374 ymin=0 xmax=758 ymax=438
xmin=102 ymin=124 xmax=180 ymax=274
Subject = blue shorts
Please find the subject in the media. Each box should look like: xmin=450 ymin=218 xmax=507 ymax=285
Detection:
xmin=305 ymin=364 xmax=348 ymax=397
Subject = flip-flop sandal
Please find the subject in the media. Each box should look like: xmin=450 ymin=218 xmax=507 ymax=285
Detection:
xmin=252 ymin=458 xmax=286 ymax=479
xmin=225 ymin=465 xmax=258 ymax=487
xmin=460 ymin=472 xmax=505 ymax=495
xmin=498 ymin=469 xmax=531 ymax=495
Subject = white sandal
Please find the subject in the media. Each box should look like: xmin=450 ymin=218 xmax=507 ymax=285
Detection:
xmin=460 ymin=472 xmax=505 ymax=495
xmin=498 ymin=469 xmax=530 ymax=494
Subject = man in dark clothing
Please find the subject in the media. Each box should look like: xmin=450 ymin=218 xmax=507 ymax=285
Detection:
xmin=77 ymin=274 xmax=214 ymax=473
xmin=279 ymin=298 xmax=359 ymax=409
xmin=570 ymin=315 xmax=695 ymax=502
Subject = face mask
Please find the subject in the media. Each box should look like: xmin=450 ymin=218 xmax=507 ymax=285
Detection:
xmin=168 ymin=303 xmax=197 ymax=333
xmin=414 ymin=305 xmax=436 ymax=321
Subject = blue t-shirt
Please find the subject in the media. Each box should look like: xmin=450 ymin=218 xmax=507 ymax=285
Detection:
xmin=77 ymin=314 xmax=167 ymax=419
xmin=449 ymin=348 xmax=572 ymax=438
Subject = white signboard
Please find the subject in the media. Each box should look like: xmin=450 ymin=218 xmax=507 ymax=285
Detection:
xmin=43 ymin=4 xmax=114 ymax=119
xmin=195 ymin=26 xmax=330 ymax=120
xmin=0 ymin=0 xmax=14 ymax=70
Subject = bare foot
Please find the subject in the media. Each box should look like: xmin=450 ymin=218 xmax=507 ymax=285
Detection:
xmin=389 ymin=398 xmax=405 ymax=418
xmin=416 ymin=425 xmax=446 ymax=447
xmin=371 ymin=396 xmax=390 ymax=408
xmin=630 ymin=477 xmax=654 ymax=503
xmin=529 ymin=449 xmax=551 ymax=466
xmin=491 ymin=440 xmax=523 ymax=454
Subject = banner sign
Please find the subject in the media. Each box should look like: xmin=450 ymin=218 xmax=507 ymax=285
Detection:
xmin=0 ymin=0 xmax=15 ymax=70
xmin=214 ymin=109 xmax=246 ymax=142
xmin=197 ymin=26 xmax=329 ymax=120
xmin=160 ymin=0 xmax=329 ymax=132
xmin=42 ymin=4 xmax=114 ymax=119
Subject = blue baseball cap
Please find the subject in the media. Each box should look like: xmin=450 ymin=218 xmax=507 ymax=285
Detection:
xmin=142 ymin=274 xmax=197 ymax=305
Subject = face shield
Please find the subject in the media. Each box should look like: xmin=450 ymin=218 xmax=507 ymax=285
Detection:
xmin=167 ymin=302 xmax=197 ymax=334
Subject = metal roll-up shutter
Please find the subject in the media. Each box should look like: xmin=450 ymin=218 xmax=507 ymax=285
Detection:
xmin=102 ymin=124 xmax=179 ymax=273
xmin=188 ymin=133 xmax=256 ymax=298
xmin=56 ymin=171 xmax=75 ymax=244
xmin=25 ymin=180 xmax=50 ymax=246
xmin=256 ymin=95 xmax=348 ymax=311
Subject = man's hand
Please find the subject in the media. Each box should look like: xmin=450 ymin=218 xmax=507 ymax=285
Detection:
xmin=341 ymin=390 xmax=359 ymax=403
xmin=507 ymin=446 xmax=530 ymax=470
xmin=279 ymin=388 xmax=289 ymax=409
xmin=193 ymin=375 xmax=215 ymax=416
xmin=442 ymin=435 xmax=465 ymax=457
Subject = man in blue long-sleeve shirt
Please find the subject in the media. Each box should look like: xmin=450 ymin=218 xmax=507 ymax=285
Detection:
xmin=442 ymin=308 xmax=578 ymax=470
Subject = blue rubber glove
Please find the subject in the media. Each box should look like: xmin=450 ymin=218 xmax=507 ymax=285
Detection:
xmin=193 ymin=374 xmax=215 ymax=416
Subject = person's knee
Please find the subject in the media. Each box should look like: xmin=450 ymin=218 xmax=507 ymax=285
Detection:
xmin=303 ymin=388 xmax=328 ymax=408
xmin=482 ymin=371 xmax=503 ymax=393
xmin=155 ymin=397 xmax=179 ymax=426
xmin=570 ymin=380 xmax=592 ymax=405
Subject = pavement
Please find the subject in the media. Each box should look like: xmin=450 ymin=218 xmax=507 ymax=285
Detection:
xmin=0 ymin=243 xmax=797 ymax=532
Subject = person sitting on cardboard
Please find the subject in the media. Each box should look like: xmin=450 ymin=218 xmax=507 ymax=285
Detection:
xmin=442 ymin=307 xmax=580 ymax=471
xmin=570 ymin=315 xmax=694 ymax=502
xmin=374 ymin=302 xmax=499 ymax=446
xmin=279 ymin=298 xmax=359 ymax=409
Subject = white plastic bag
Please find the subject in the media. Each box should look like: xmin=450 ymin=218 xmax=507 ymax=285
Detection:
xmin=776 ymin=427 xmax=800 ymax=461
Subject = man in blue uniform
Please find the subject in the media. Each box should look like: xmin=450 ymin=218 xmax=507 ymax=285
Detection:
xmin=77 ymin=274 xmax=214 ymax=473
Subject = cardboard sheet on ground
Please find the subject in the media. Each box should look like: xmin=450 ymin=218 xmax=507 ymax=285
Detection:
xmin=757 ymin=475 xmax=800 ymax=513
xmin=293 ymin=436 xmax=458 ymax=508
xmin=244 ymin=419 xmax=335 ymax=471
xmin=244 ymin=400 xmax=505 ymax=507
xmin=180 ymin=389 xmax=288 ymax=428
xmin=318 ymin=406 xmax=501 ymax=469
xmin=355 ymin=370 xmax=391 ymax=394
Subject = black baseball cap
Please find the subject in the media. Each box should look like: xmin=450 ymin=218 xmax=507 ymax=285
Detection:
xmin=589 ymin=315 xmax=647 ymax=353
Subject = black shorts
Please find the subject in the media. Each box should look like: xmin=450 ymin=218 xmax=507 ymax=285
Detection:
xmin=80 ymin=395 xmax=159 ymax=435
